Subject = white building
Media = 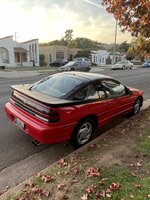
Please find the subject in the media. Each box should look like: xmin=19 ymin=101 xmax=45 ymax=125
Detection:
xmin=91 ymin=50 xmax=125 ymax=66
xmin=0 ymin=36 xmax=39 ymax=67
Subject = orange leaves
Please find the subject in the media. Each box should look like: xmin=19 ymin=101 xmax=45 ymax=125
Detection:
xmin=85 ymin=185 xmax=97 ymax=194
xmin=36 ymin=173 xmax=54 ymax=183
xmin=86 ymin=166 xmax=101 ymax=178
xmin=109 ymin=182 xmax=121 ymax=191
xmin=57 ymin=183 xmax=66 ymax=190
xmin=101 ymin=0 xmax=150 ymax=38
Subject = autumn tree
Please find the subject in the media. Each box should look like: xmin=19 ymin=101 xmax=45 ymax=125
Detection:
xmin=102 ymin=0 xmax=150 ymax=53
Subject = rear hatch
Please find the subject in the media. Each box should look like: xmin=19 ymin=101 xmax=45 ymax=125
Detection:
xmin=10 ymin=84 xmax=71 ymax=123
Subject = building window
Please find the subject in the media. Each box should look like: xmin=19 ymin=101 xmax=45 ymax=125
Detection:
xmin=35 ymin=43 xmax=37 ymax=63
xmin=49 ymin=54 xmax=52 ymax=62
xmin=102 ymin=57 xmax=104 ymax=63
xmin=0 ymin=47 xmax=9 ymax=63
xmin=56 ymin=52 xmax=64 ymax=60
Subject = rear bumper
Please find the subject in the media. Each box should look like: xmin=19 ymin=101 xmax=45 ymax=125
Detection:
xmin=5 ymin=102 xmax=74 ymax=144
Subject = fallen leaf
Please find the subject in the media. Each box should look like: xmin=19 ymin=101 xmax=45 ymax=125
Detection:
xmin=86 ymin=166 xmax=100 ymax=178
xmin=131 ymin=172 xmax=139 ymax=178
xmin=57 ymin=183 xmax=65 ymax=190
xmin=106 ymin=193 xmax=111 ymax=198
xmin=134 ymin=183 xmax=141 ymax=188
xmin=25 ymin=180 xmax=35 ymax=188
xmin=136 ymin=162 xmax=142 ymax=167
xmin=109 ymin=182 xmax=121 ymax=191
xmin=71 ymin=179 xmax=78 ymax=184
xmin=62 ymin=194 xmax=69 ymax=199
xmin=100 ymin=190 xmax=106 ymax=197
xmin=129 ymin=194 xmax=134 ymax=199
xmin=41 ymin=174 xmax=54 ymax=183
xmin=74 ymin=167 xmax=79 ymax=176
xmin=81 ymin=194 xmax=88 ymax=200
xmin=99 ymin=178 xmax=108 ymax=184
xmin=85 ymin=185 xmax=97 ymax=194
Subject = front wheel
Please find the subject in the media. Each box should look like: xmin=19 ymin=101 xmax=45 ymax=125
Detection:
xmin=130 ymin=98 xmax=142 ymax=116
xmin=122 ymin=65 xmax=125 ymax=70
xmin=70 ymin=118 xmax=95 ymax=147
xmin=85 ymin=67 xmax=90 ymax=72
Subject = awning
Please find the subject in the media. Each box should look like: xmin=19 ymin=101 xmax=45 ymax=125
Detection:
xmin=14 ymin=47 xmax=28 ymax=53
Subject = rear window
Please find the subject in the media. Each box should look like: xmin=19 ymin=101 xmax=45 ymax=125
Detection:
xmin=32 ymin=74 xmax=86 ymax=98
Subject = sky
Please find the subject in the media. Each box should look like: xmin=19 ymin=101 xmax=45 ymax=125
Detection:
xmin=0 ymin=0 xmax=132 ymax=44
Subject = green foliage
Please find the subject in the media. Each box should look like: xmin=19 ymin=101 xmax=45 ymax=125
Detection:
xmin=126 ymin=47 xmax=135 ymax=60
xmin=74 ymin=37 xmax=103 ymax=50
xmin=119 ymin=41 xmax=129 ymax=53
xmin=75 ymin=50 xmax=91 ymax=58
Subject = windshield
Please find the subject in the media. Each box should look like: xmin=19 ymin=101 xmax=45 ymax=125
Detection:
xmin=117 ymin=61 xmax=127 ymax=64
xmin=31 ymin=74 xmax=86 ymax=98
xmin=65 ymin=61 xmax=76 ymax=66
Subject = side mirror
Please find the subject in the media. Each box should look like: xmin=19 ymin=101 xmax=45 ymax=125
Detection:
xmin=125 ymin=87 xmax=132 ymax=95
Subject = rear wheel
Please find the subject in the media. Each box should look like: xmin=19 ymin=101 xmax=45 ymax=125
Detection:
xmin=130 ymin=98 xmax=142 ymax=116
xmin=70 ymin=68 xmax=75 ymax=71
xmin=122 ymin=65 xmax=125 ymax=70
xmin=130 ymin=65 xmax=133 ymax=69
xmin=70 ymin=118 xmax=95 ymax=147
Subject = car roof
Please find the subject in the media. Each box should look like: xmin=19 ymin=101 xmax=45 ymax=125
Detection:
xmin=60 ymin=71 xmax=111 ymax=81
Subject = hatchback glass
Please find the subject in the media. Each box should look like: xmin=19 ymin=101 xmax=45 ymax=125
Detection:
xmin=32 ymin=74 xmax=86 ymax=98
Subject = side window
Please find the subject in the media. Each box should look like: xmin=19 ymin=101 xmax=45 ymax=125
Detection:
xmin=102 ymin=79 xmax=126 ymax=97
xmin=86 ymin=84 xmax=99 ymax=100
xmin=74 ymin=84 xmax=101 ymax=100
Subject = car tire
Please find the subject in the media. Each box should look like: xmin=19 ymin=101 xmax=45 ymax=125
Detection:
xmin=70 ymin=68 xmax=75 ymax=71
xmin=122 ymin=65 xmax=125 ymax=70
xmin=85 ymin=67 xmax=90 ymax=72
xmin=70 ymin=117 xmax=95 ymax=147
xmin=130 ymin=65 xmax=133 ymax=69
xmin=130 ymin=98 xmax=142 ymax=116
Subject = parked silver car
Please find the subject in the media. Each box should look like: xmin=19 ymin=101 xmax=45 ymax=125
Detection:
xmin=74 ymin=57 xmax=91 ymax=67
xmin=59 ymin=61 xmax=91 ymax=72
xmin=112 ymin=61 xmax=133 ymax=70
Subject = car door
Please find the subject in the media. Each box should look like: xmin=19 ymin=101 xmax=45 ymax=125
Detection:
xmin=73 ymin=82 xmax=111 ymax=127
xmin=101 ymin=79 xmax=135 ymax=120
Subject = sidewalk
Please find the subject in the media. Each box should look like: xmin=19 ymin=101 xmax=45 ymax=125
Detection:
xmin=0 ymin=67 xmax=104 ymax=79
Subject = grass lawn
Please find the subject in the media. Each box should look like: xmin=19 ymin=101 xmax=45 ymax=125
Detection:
xmin=1 ymin=108 xmax=150 ymax=200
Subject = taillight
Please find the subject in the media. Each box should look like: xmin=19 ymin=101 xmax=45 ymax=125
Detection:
xmin=34 ymin=105 xmax=60 ymax=123
xmin=11 ymin=90 xmax=60 ymax=123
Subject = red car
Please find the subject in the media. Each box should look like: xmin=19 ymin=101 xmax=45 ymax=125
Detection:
xmin=5 ymin=72 xmax=143 ymax=147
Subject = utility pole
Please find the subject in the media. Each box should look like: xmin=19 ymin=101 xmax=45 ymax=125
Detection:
xmin=14 ymin=32 xmax=17 ymax=41
xmin=113 ymin=20 xmax=118 ymax=64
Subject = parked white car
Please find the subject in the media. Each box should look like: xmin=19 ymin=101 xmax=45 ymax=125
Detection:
xmin=74 ymin=57 xmax=91 ymax=67
xmin=0 ymin=59 xmax=5 ymax=69
xmin=112 ymin=61 xmax=134 ymax=70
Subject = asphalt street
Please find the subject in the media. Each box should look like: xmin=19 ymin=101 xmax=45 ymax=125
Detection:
xmin=0 ymin=66 xmax=150 ymax=193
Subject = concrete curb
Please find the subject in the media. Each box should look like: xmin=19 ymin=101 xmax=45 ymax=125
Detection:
xmin=1 ymin=99 xmax=150 ymax=199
